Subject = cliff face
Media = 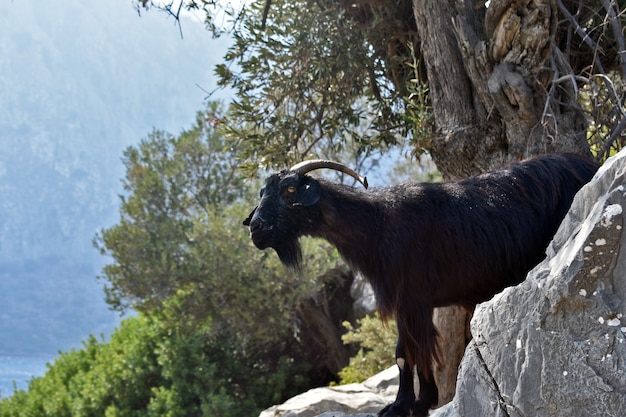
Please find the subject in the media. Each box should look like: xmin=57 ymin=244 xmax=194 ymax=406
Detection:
xmin=259 ymin=149 xmax=626 ymax=417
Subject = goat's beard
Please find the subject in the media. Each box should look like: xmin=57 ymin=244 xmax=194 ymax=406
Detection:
xmin=273 ymin=238 xmax=303 ymax=271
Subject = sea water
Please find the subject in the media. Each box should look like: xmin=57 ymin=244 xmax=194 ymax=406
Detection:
xmin=0 ymin=355 xmax=53 ymax=398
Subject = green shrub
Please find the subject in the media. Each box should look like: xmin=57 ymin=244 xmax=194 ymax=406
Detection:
xmin=337 ymin=313 xmax=397 ymax=384
xmin=0 ymin=313 xmax=310 ymax=417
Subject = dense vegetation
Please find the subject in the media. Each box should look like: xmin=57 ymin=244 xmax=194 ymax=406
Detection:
xmin=0 ymin=314 xmax=394 ymax=417
xmin=0 ymin=314 xmax=311 ymax=417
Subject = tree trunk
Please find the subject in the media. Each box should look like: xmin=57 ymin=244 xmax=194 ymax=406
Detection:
xmin=410 ymin=0 xmax=592 ymax=407
xmin=432 ymin=305 xmax=472 ymax=406
xmin=298 ymin=267 xmax=355 ymax=384
xmin=412 ymin=0 xmax=590 ymax=180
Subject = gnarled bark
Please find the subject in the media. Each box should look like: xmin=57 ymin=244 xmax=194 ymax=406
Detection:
xmin=412 ymin=0 xmax=590 ymax=179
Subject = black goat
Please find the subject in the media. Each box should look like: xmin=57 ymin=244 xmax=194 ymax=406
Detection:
xmin=243 ymin=154 xmax=598 ymax=417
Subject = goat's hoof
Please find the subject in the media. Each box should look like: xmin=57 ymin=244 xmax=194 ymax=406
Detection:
xmin=378 ymin=402 xmax=411 ymax=417
xmin=411 ymin=399 xmax=431 ymax=417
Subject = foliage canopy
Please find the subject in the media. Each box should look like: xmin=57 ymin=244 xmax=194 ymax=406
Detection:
xmin=214 ymin=0 xmax=411 ymax=172
xmin=139 ymin=0 xmax=626 ymax=174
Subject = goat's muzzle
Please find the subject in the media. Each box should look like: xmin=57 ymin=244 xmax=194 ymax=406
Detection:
xmin=247 ymin=216 xmax=273 ymax=249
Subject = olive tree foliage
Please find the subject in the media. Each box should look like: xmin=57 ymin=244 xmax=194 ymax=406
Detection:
xmin=213 ymin=0 xmax=413 ymax=174
xmin=137 ymin=0 xmax=419 ymax=176
xmin=137 ymin=0 xmax=624 ymax=179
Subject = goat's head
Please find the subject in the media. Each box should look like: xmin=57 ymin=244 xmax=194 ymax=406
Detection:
xmin=243 ymin=160 xmax=368 ymax=268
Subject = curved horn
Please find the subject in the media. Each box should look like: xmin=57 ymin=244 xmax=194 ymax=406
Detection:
xmin=290 ymin=159 xmax=368 ymax=189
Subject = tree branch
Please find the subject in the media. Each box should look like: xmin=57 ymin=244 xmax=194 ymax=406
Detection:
xmin=601 ymin=0 xmax=626 ymax=80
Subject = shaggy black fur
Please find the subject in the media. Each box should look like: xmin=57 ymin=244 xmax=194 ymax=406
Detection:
xmin=244 ymin=153 xmax=599 ymax=417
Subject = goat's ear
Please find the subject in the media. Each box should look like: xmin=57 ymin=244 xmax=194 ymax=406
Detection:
xmin=293 ymin=178 xmax=320 ymax=207
xmin=243 ymin=206 xmax=257 ymax=226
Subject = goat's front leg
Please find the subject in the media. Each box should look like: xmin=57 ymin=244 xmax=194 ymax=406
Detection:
xmin=379 ymin=336 xmax=415 ymax=417
xmin=380 ymin=306 xmax=439 ymax=417
xmin=379 ymin=353 xmax=438 ymax=417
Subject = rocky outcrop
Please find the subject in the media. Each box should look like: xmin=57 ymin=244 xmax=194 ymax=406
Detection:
xmin=258 ymin=366 xmax=398 ymax=417
xmin=453 ymin=150 xmax=626 ymax=416
xmin=350 ymin=272 xmax=377 ymax=318
xmin=259 ymin=149 xmax=626 ymax=417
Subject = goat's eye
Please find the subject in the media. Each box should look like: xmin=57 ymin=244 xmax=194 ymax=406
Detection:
xmin=287 ymin=186 xmax=297 ymax=193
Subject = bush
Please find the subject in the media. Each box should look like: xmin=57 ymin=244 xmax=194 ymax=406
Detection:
xmin=0 ymin=313 xmax=310 ymax=417
xmin=337 ymin=313 xmax=397 ymax=384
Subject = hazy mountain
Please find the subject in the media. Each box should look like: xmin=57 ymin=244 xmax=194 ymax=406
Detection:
xmin=0 ymin=1 xmax=229 ymax=354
